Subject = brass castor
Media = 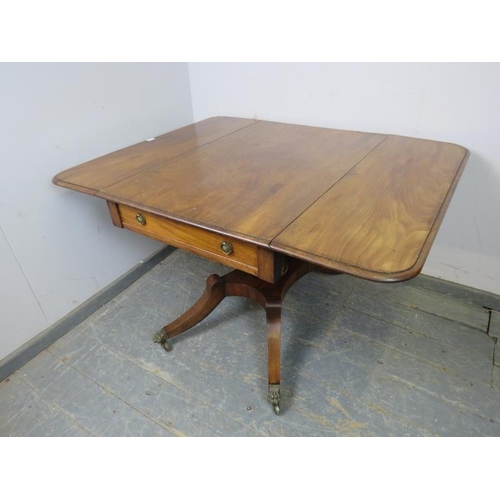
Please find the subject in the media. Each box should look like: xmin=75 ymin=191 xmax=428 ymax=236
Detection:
xmin=268 ymin=384 xmax=281 ymax=416
xmin=153 ymin=329 xmax=173 ymax=352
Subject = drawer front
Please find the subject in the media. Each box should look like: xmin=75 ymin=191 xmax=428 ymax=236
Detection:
xmin=118 ymin=204 xmax=260 ymax=276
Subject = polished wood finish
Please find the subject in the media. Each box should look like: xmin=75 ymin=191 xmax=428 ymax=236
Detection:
xmin=156 ymin=259 xmax=313 ymax=390
xmin=157 ymin=274 xmax=227 ymax=340
xmin=106 ymin=201 xmax=123 ymax=228
xmin=257 ymin=247 xmax=288 ymax=283
xmin=118 ymin=203 xmax=286 ymax=283
xmin=54 ymin=117 xmax=257 ymax=194
xmin=118 ymin=203 xmax=261 ymax=277
xmin=272 ymin=135 xmax=469 ymax=281
xmin=94 ymin=122 xmax=385 ymax=244
xmin=54 ymin=117 xmax=467 ymax=281
xmin=53 ymin=117 xmax=469 ymax=413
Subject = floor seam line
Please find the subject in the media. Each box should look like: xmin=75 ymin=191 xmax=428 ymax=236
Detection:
xmin=49 ymin=334 xmax=266 ymax=436
xmin=343 ymin=302 xmax=491 ymax=348
xmin=351 ymin=288 xmax=489 ymax=333
xmin=47 ymin=349 xmax=184 ymax=436
xmin=336 ymin=309 xmax=495 ymax=385
xmin=379 ymin=372 xmax=500 ymax=426
xmin=17 ymin=374 xmax=97 ymax=436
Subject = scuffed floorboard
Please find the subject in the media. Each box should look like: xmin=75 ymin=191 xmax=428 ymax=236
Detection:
xmin=1 ymin=249 xmax=499 ymax=436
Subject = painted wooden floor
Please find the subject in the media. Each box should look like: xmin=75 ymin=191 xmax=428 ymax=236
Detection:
xmin=1 ymin=249 xmax=499 ymax=436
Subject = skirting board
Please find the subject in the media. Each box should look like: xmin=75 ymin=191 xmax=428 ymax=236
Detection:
xmin=0 ymin=246 xmax=175 ymax=382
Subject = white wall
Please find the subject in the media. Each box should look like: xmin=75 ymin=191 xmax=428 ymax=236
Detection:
xmin=189 ymin=63 xmax=500 ymax=295
xmin=0 ymin=63 xmax=193 ymax=361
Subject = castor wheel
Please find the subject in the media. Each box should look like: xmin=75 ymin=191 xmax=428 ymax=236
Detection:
xmin=153 ymin=329 xmax=173 ymax=352
xmin=273 ymin=404 xmax=280 ymax=415
xmin=160 ymin=338 xmax=173 ymax=352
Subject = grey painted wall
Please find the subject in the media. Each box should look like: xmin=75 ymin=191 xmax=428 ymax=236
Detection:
xmin=0 ymin=63 xmax=193 ymax=360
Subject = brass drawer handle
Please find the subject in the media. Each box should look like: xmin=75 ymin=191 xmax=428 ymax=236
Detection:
xmin=220 ymin=241 xmax=233 ymax=255
xmin=136 ymin=213 xmax=146 ymax=226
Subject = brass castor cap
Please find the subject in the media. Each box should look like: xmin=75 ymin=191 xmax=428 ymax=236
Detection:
xmin=153 ymin=329 xmax=172 ymax=352
xmin=268 ymin=384 xmax=281 ymax=415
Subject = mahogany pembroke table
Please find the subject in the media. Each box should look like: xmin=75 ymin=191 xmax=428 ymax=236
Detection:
xmin=53 ymin=117 xmax=469 ymax=414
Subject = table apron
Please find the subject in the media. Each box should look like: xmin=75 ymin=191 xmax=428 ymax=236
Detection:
xmin=110 ymin=202 xmax=288 ymax=283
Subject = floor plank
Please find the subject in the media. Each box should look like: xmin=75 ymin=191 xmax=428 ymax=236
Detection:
xmin=493 ymin=366 xmax=500 ymax=391
xmin=345 ymin=289 xmax=494 ymax=383
xmin=17 ymin=351 xmax=174 ymax=437
xmin=0 ymin=375 xmax=91 ymax=437
xmin=49 ymin=325 xmax=263 ymax=436
xmin=489 ymin=311 xmax=500 ymax=338
xmin=406 ymin=274 xmax=500 ymax=312
xmin=2 ymin=249 xmax=499 ymax=436
xmin=354 ymin=279 xmax=489 ymax=331
xmin=322 ymin=309 xmax=500 ymax=423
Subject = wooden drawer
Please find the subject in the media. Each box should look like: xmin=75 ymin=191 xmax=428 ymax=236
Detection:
xmin=107 ymin=202 xmax=286 ymax=282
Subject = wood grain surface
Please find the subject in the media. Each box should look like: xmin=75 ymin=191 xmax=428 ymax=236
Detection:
xmin=118 ymin=204 xmax=260 ymax=277
xmin=53 ymin=116 xmax=257 ymax=193
xmin=53 ymin=117 xmax=469 ymax=282
xmin=272 ymin=135 xmax=469 ymax=280
xmin=97 ymin=121 xmax=386 ymax=243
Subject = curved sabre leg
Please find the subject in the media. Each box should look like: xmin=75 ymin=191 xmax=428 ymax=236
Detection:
xmin=152 ymin=258 xmax=317 ymax=415
xmin=154 ymin=274 xmax=226 ymax=351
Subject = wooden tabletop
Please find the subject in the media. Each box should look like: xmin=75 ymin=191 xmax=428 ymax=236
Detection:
xmin=53 ymin=117 xmax=469 ymax=282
